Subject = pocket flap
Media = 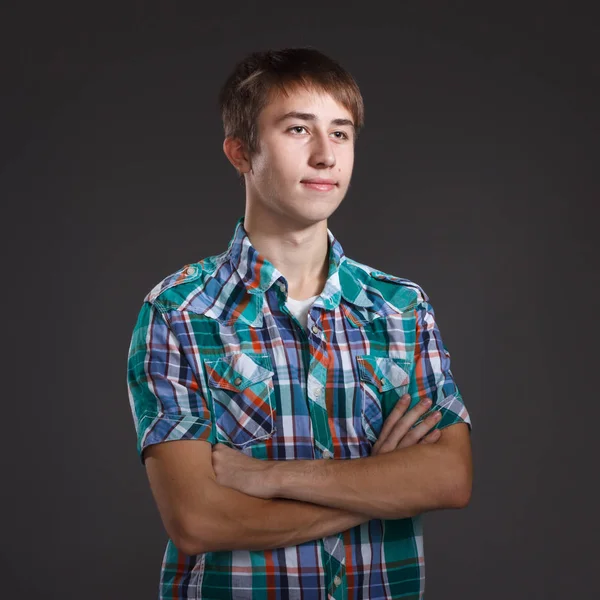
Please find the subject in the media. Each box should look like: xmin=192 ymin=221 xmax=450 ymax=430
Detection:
xmin=357 ymin=355 xmax=411 ymax=392
xmin=205 ymin=353 xmax=274 ymax=392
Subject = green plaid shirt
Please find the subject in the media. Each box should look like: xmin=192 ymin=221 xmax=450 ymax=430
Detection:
xmin=127 ymin=216 xmax=471 ymax=599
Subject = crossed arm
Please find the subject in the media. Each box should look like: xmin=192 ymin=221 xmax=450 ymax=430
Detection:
xmin=144 ymin=439 xmax=372 ymax=556
xmin=212 ymin=421 xmax=472 ymax=520
xmin=134 ymin=300 xmax=472 ymax=555
xmin=145 ymin=396 xmax=472 ymax=555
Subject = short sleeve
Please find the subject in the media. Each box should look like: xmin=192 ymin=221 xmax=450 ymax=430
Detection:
xmin=407 ymin=300 xmax=472 ymax=432
xmin=126 ymin=301 xmax=215 ymax=465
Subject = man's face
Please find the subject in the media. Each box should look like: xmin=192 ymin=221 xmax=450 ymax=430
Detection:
xmin=245 ymin=86 xmax=355 ymax=226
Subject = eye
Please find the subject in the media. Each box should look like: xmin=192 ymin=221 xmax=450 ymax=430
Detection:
xmin=332 ymin=131 xmax=349 ymax=140
xmin=288 ymin=126 xmax=308 ymax=134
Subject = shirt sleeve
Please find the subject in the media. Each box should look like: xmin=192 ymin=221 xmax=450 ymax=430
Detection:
xmin=407 ymin=299 xmax=472 ymax=432
xmin=126 ymin=301 xmax=215 ymax=465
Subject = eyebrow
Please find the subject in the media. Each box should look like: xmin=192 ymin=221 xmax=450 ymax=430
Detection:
xmin=275 ymin=111 xmax=355 ymax=129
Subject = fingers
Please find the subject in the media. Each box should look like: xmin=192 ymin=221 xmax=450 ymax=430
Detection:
xmin=396 ymin=409 xmax=442 ymax=449
xmin=371 ymin=394 xmax=411 ymax=455
xmin=372 ymin=394 xmax=410 ymax=443
xmin=384 ymin=396 xmax=433 ymax=450
xmin=374 ymin=396 xmax=439 ymax=455
xmin=420 ymin=428 xmax=441 ymax=444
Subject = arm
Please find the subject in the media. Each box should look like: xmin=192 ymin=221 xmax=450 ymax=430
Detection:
xmin=268 ymin=422 xmax=471 ymax=519
xmin=144 ymin=439 xmax=371 ymax=555
xmin=151 ymin=396 xmax=446 ymax=554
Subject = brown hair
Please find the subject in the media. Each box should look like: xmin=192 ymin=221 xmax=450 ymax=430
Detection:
xmin=218 ymin=47 xmax=364 ymax=184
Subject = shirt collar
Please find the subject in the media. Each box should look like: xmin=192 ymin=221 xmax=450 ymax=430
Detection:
xmin=199 ymin=217 xmax=419 ymax=329
xmin=226 ymin=216 xmax=368 ymax=312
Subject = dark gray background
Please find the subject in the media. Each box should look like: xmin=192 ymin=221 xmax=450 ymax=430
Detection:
xmin=2 ymin=1 xmax=598 ymax=598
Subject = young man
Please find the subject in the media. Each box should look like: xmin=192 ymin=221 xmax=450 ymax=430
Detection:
xmin=127 ymin=47 xmax=472 ymax=599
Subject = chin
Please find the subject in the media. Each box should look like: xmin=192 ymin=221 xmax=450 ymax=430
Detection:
xmin=290 ymin=205 xmax=340 ymax=225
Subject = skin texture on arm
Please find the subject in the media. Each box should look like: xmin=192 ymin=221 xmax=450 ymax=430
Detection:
xmin=214 ymin=422 xmax=472 ymax=520
xmin=145 ymin=390 xmax=444 ymax=555
xmin=143 ymin=438 xmax=373 ymax=556
xmin=275 ymin=423 xmax=472 ymax=519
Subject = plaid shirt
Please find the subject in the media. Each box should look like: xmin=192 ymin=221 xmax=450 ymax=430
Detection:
xmin=127 ymin=217 xmax=471 ymax=599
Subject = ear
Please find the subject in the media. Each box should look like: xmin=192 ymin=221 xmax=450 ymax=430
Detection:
xmin=222 ymin=137 xmax=251 ymax=175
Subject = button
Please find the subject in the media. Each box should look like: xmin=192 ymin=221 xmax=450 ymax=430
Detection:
xmin=322 ymin=450 xmax=332 ymax=459
xmin=311 ymin=325 xmax=320 ymax=335
xmin=185 ymin=266 xmax=196 ymax=276
xmin=314 ymin=387 xmax=321 ymax=398
xmin=333 ymin=575 xmax=342 ymax=587
xmin=234 ymin=377 xmax=242 ymax=386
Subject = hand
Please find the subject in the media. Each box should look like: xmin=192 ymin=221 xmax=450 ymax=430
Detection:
xmin=371 ymin=395 xmax=442 ymax=456
xmin=211 ymin=443 xmax=277 ymax=498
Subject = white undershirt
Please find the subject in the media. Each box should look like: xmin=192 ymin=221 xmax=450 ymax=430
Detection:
xmin=285 ymin=295 xmax=319 ymax=330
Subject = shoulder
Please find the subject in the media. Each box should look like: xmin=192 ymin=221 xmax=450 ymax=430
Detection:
xmin=342 ymin=257 xmax=430 ymax=310
xmin=143 ymin=252 xmax=226 ymax=311
xmin=368 ymin=269 xmax=429 ymax=303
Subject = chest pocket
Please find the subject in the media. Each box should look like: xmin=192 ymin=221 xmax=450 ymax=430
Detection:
xmin=357 ymin=355 xmax=412 ymax=443
xmin=204 ymin=353 xmax=276 ymax=448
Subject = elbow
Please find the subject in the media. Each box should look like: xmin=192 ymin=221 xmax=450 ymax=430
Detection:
xmin=173 ymin=533 xmax=203 ymax=557
xmin=175 ymin=501 xmax=238 ymax=555
xmin=169 ymin=482 xmax=231 ymax=555
xmin=450 ymin=483 xmax=472 ymax=509
xmin=171 ymin=520 xmax=215 ymax=556
xmin=164 ymin=517 xmax=207 ymax=556
xmin=163 ymin=504 xmax=222 ymax=556
xmin=448 ymin=463 xmax=472 ymax=509
xmin=175 ymin=512 xmax=228 ymax=555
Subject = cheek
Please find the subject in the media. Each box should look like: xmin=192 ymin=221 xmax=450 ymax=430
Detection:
xmin=344 ymin=148 xmax=355 ymax=168
xmin=253 ymin=146 xmax=284 ymax=177
xmin=341 ymin=154 xmax=354 ymax=177
xmin=252 ymin=156 xmax=290 ymax=198
xmin=264 ymin=152 xmax=296 ymax=183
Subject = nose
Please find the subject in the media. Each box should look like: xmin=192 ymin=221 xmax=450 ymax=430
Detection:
xmin=308 ymin=131 xmax=336 ymax=169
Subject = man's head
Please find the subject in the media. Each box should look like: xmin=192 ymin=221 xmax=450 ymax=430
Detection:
xmin=219 ymin=47 xmax=364 ymax=227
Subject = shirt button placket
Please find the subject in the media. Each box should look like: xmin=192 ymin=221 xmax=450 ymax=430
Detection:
xmin=329 ymin=571 xmax=345 ymax=599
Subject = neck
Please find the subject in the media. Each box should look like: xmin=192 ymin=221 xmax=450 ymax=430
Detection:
xmin=243 ymin=210 xmax=330 ymax=300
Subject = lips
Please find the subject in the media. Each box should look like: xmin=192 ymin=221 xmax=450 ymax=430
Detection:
xmin=301 ymin=178 xmax=338 ymax=191
xmin=301 ymin=182 xmax=337 ymax=192
xmin=301 ymin=178 xmax=337 ymax=185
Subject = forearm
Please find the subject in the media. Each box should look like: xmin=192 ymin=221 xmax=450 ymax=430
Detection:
xmin=271 ymin=428 xmax=471 ymax=520
xmin=186 ymin=478 xmax=371 ymax=554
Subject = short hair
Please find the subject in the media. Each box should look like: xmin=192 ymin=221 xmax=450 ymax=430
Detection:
xmin=218 ymin=47 xmax=364 ymax=184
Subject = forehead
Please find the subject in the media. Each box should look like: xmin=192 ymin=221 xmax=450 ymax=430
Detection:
xmin=259 ymin=86 xmax=353 ymax=124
